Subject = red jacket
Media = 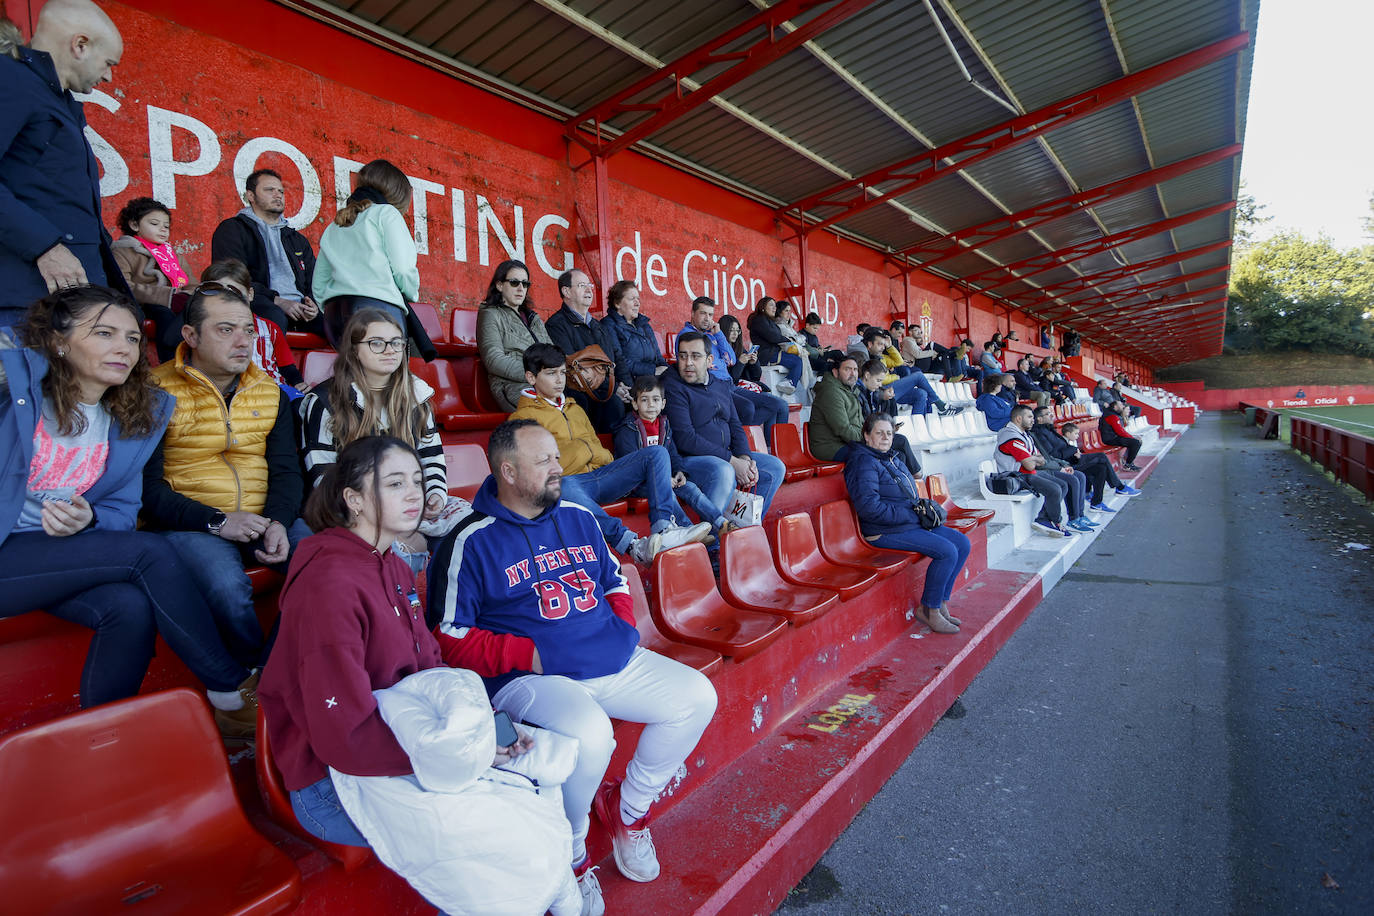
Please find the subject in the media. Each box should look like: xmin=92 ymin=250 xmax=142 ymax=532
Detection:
xmin=259 ymin=527 xmax=443 ymax=791
xmin=1102 ymin=413 xmax=1132 ymax=439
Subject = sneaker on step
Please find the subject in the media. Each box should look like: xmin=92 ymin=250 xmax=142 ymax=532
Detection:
xmin=1122 ymin=462 xmax=1143 ymax=471
xmin=627 ymin=531 xmax=664 ymax=565
xmin=1089 ymin=501 xmax=1117 ymax=512
xmin=593 ymin=781 xmax=660 ymax=882
xmin=576 ymin=865 xmax=605 ymax=916
xmin=658 ymin=521 xmax=712 ymax=551
xmin=1068 ymin=519 xmax=1094 ymax=533
xmin=1032 ymin=519 xmax=1064 ymax=537
xmin=1056 ymin=522 xmax=1076 ymax=537
xmin=212 ymin=670 xmax=260 ymax=740
xmin=1074 ymin=516 xmax=1101 ymax=528
xmin=775 ymin=380 xmax=797 ymax=395
xmin=938 ymin=404 xmax=965 ymax=416
xmin=1115 ymin=485 xmax=1141 ymax=496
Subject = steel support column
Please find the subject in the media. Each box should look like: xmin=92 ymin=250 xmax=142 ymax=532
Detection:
xmin=778 ymin=33 xmax=1249 ymax=232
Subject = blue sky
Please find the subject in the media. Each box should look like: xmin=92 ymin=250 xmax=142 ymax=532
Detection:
xmin=1239 ymin=0 xmax=1374 ymax=250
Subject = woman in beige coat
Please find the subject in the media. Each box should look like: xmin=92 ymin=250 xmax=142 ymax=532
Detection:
xmin=475 ymin=259 xmax=552 ymax=411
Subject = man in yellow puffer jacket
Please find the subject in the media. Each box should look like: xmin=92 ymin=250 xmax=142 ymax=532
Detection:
xmin=141 ymin=285 xmax=304 ymax=739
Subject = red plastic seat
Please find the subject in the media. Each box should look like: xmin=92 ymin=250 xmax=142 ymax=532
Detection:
xmin=0 ymin=689 xmax=301 ymax=914
xmin=814 ymin=501 xmax=911 ymax=579
xmin=461 ymin=359 xmax=513 ymax=414
xmin=925 ymin=473 xmax=994 ymax=527
xmin=443 ymin=443 xmax=490 ymax=501
xmin=744 ymin=425 xmax=768 ymax=454
xmin=801 ymin=424 xmax=845 ymax=476
xmin=651 ymin=544 xmax=787 ymax=660
xmin=768 ymin=423 xmax=816 ymax=482
xmin=621 ymin=564 xmax=723 ymax=677
xmin=409 ymin=358 xmax=506 ymax=431
xmin=448 ymin=308 xmax=480 ymax=354
xmin=771 ymin=513 xmax=879 ymax=601
xmin=301 ymin=349 xmax=337 ymax=388
xmin=410 ymin=302 xmax=447 ymax=351
xmin=718 ymin=524 xmax=839 ymax=625
xmin=256 ymin=705 xmax=372 ymax=872
xmin=284 ymin=330 xmax=330 ymax=351
xmin=913 ymin=478 xmax=976 ymax=535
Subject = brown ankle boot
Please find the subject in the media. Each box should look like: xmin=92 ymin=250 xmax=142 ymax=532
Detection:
xmin=918 ymin=605 xmax=959 ymax=634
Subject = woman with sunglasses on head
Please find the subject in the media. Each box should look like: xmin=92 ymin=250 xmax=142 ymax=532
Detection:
xmin=297 ymin=308 xmax=447 ymax=533
xmin=476 ymin=259 xmax=552 ymax=411
xmin=315 ymin=160 xmax=427 ymax=355
xmin=0 ymin=286 xmax=258 ymax=712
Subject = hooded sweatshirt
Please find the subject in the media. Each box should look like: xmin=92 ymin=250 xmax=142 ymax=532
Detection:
xmin=257 ymin=527 xmax=443 ymax=791
xmin=428 ymin=476 xmax=636 ymax=698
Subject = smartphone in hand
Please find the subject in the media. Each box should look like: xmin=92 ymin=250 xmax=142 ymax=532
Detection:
xmin=493 ymin=710 xmax=519 ymax=749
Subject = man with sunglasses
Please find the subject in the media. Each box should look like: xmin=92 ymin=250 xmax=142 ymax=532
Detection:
xmin=139 ymin=283 xmax=308 ymax=738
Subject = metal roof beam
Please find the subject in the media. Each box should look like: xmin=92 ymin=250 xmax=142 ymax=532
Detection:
xmin=1025 ymin=240 xmax=1234 ymax=311
xmin=778 ymin=32 xmax=1249 ymax=232
xmin=1039 ymin=264 xmax=1231 ymax=318
xmin=959 ymin=201 xmax=1236 ymax=292
xmin=565 ymin=0 xmax=882 ymax=158
xmin=1056 ymin=274 xmax=1233 ymax=321
xmin=895 ymin=144 xmax=1241 ymax=264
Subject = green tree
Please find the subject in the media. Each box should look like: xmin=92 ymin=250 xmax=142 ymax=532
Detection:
xmin=1226 ymin=232 xmax=1374 ymax=354
xmin=1234 ymin=184 xmax=1271 ymax=249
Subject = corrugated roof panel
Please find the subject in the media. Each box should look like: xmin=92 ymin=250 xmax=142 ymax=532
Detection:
xmin=888 ymin=174 xmax=1011 ymax=235
xmin=944 ymin=0 xmax=1121 ymax=111
xmin=1038 ymin=103 xmax=1151 ymax=190
xmin=955 ymin=142 xmax=1074 ymax=215
xmin=1108 ymin=0 xmax=1241 ymax=70
xmin=1090 ymin=188 xmax=1167 ymax=234
xmin=1155 ymin=159 xmax=1236 ymax=214
xmin=1134 ymin=60 xmax=1241 ymax=165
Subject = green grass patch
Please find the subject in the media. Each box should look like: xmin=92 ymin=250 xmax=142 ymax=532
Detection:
xmin=1279 ymin=404 xmax=1374 ymax=435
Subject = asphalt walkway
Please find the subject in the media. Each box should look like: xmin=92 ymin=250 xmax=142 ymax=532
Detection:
xmin=777 ymin=411 xmax=1374 ymax=915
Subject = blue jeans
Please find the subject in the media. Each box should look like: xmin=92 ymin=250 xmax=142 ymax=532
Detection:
xmin=163 ymin=518 xmax=312 ymax=669
xmin=887 ymin=375 xmax=929 ymax=414
xmin=731 ymin=388 xmax=789 ymax=447
xmin=772 ymin=351 xmax=803 ymax=386
xmin=868 ymin=525 xmax=971 ymax=608
xmin=1053 ymin=467 xmax=1088 ymax=518
xmin=560 ymin=446 xmax=678 ymax=552
xmin=0 ymin=530 xmax=249 ymax=703
xmin=291 ymin=775 xmax=370 ymax=847
xmin=680 ymin=455 xmax=736 ymax=518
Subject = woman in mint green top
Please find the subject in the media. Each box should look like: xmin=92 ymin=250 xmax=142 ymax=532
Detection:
xmin=316 ymin=159 xmax=420 ymax=347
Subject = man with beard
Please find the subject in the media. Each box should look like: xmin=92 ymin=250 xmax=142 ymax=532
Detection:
xmin=430 ymin=420 xmax=718 ymax=916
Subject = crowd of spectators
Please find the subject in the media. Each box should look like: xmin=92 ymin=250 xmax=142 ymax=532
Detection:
xmin=0 ymin=4 xmax=1150 ymax=912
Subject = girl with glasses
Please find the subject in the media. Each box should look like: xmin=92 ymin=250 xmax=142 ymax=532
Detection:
xmin=297 ymin=308 xmax=447 ymax=536
xmin=476 ymin=259 xmax=553 ymax=411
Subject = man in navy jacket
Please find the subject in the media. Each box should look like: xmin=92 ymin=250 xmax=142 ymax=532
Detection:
xmin=662 ymin=331 xmax=785 ymax=522
xmin=0 ymin=1 xmax=126 ymax=323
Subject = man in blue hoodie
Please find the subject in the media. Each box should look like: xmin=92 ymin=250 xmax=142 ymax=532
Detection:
xmin=677 ymin=296 xmax=788 ymax=443
xmin=429 ymin=420 xmax=718 ymax=913
xmin=662 ymin=331 xmax=785 ymax=522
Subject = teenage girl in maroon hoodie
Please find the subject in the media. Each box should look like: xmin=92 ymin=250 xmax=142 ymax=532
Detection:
xmin=259 ymin=435 xmax=527 ymax=847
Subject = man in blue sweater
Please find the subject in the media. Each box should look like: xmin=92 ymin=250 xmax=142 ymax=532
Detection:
xmin=662 ymin=331 xmax=785 ymax=522
xmin=429 ymin=420 xmax=717 ymax=912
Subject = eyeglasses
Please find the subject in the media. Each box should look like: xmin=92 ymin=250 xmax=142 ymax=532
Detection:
xmin=362 ymin=337 xmax=406 ymax=353
xmin=504 ymin=278 xmax=531 ymax=288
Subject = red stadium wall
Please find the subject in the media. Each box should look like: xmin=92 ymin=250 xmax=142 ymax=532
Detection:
xmin=1161 ymin=381 xmax=1374 ymax=411
xmin=49 ymin=0 xmax=1144 ymax=376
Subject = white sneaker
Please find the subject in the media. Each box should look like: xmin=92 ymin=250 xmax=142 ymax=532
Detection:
xmin=578 ymin=866 xmax=605 ymax=916
xmin=627 ymin=531 xmax=664 ymax=565
xmin=775 ymin=380 xmax=797 ymax=395
xmin=657 ymin=522 xmax=712 ymax=551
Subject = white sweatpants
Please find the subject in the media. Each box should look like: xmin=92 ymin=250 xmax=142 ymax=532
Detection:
xmin=491 ymin=647 xmax=717 ymax=861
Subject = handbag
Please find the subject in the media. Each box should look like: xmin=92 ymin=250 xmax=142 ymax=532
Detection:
xmin=724 ymin=485 xmax=764 ymax=528
xmin=567 ymin=345 xmax=616 ymax=402
xmin=913 ymin=497 xmax=947 ymax=530
xmin=987 ymin=470 xmax=1024 ymax=495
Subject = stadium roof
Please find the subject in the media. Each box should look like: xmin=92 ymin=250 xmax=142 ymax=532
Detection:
xmin=280 ymin=0 xmax=1260 ymax=368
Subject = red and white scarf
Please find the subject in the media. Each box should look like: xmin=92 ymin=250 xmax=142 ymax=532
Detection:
xmin=136 ymin=237 xmax=189 ymax=288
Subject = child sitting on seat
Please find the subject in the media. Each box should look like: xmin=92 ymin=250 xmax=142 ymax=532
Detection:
xmin=110 ymin=196 xmax=192 ymax=361
xmin=612 ymin=375 xmax=730 ymax=537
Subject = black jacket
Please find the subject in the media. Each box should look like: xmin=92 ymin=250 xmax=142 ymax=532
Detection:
xmin=210 ymin=213 xmax=316 ymax=315
xmin=746 ymin=312 xmax=791 ymax=365
xmin=1030 ymin=423 xmax=1079 ymax=465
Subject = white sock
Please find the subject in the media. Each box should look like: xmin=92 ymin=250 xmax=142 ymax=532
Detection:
xmin=572 ymin=840 xmax=587 ymax=869
xmin=206 ymin=689 xmax=244 ymax=711
xmin=621 ymin=800 xmax=648 ymax=826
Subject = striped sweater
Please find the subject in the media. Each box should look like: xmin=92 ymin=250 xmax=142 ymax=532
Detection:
xmin=296 ymin=375 xmax=446 ymax=499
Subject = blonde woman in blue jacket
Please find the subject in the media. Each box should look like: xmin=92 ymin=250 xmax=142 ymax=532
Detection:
xmin=0 ymin=286 xmax=253 ymax=709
